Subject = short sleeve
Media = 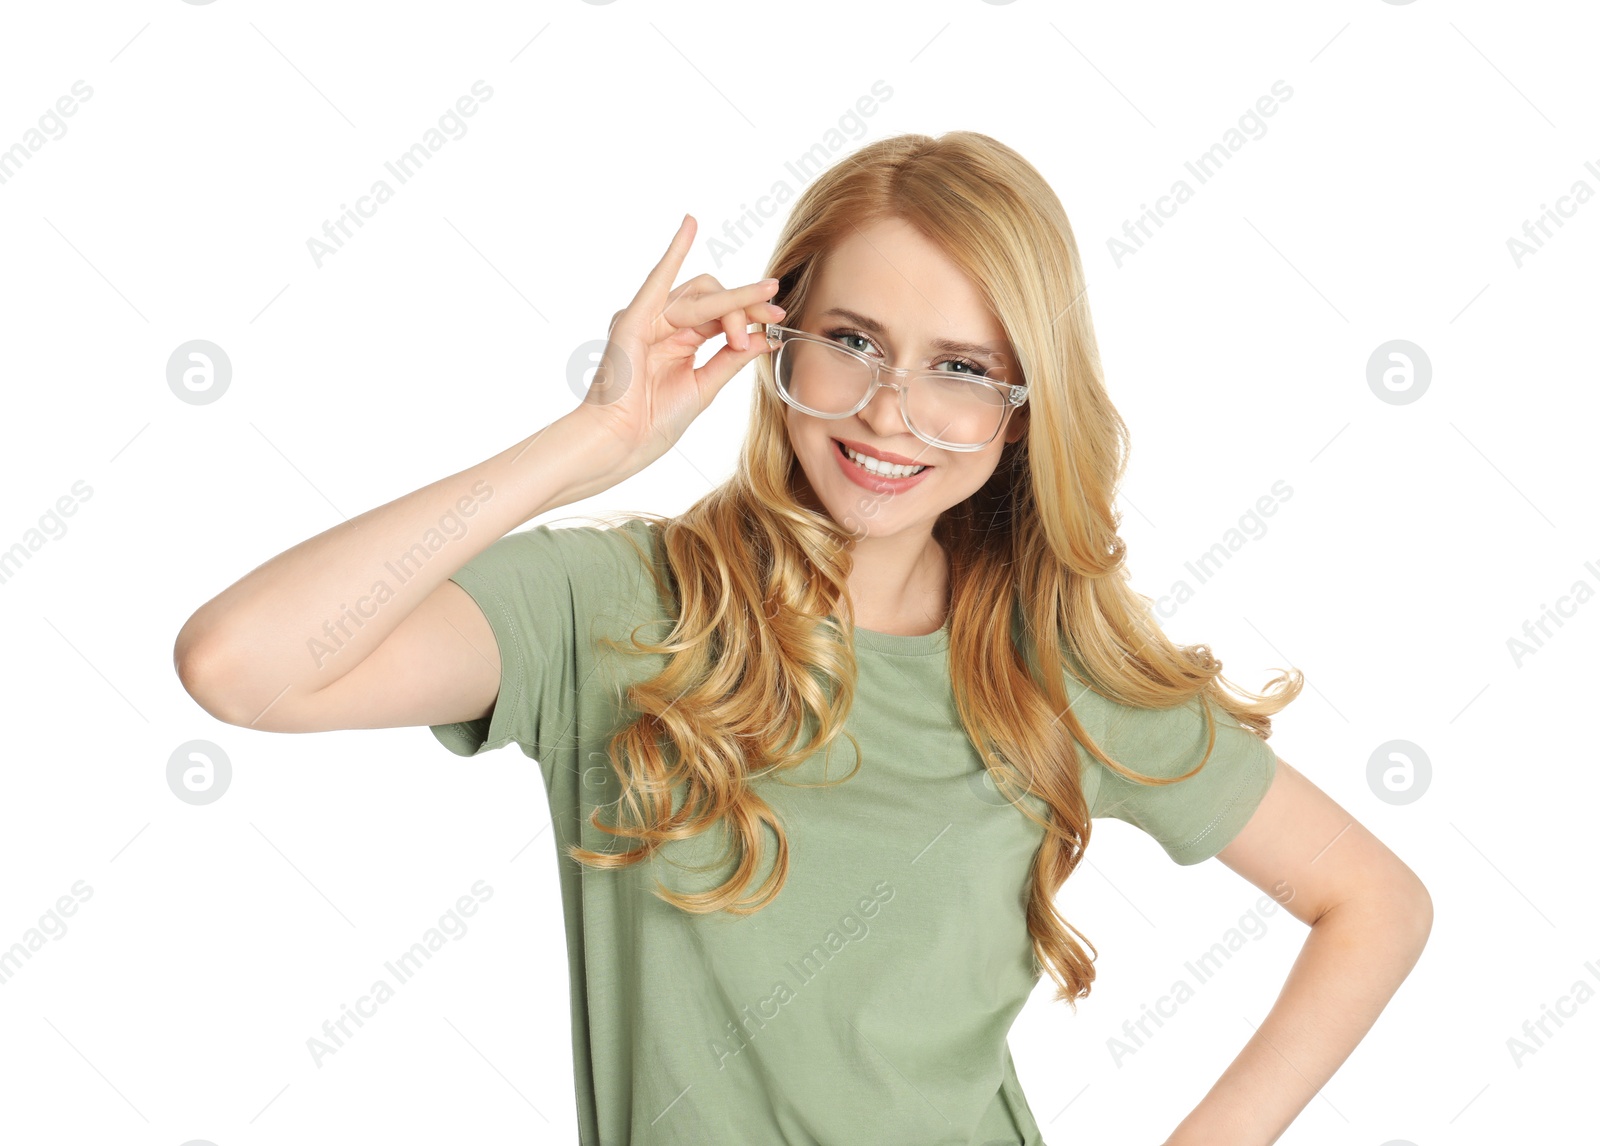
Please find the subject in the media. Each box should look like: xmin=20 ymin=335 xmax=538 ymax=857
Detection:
xmin=427 ymin=523 xmax=583 ymax=765
xmin=1082 ymin=693 xmax=1278 ymax=865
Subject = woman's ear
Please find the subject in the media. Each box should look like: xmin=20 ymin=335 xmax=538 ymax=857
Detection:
xmin=1003 ymin=405 xmax=1029 ymax=446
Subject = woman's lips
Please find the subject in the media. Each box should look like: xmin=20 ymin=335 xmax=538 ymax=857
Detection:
xmin=831 ymin=437 xmax=935 ymax=493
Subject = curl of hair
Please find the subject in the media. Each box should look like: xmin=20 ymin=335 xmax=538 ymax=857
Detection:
xmin=563 ymin=130 xmax=1303 ymax=1011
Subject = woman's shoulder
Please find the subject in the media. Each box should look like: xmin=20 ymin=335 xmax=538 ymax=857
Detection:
xmin=513 ymin=514 xmax=663 ymax=572
xmin=457 ymin=514 xmax=670 ymax=626
xmin=1041 ymin=637 xmax=1248 ymax=777
xmin=551 ymin=515 xmax=675 ymax=619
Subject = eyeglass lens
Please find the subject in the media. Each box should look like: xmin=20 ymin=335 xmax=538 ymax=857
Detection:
xmin=775 ymin=339 xmax=1010 ymax=447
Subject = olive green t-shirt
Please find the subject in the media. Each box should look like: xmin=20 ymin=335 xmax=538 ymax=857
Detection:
xmin=428 ymin=519 xmax=1278 ymax=1146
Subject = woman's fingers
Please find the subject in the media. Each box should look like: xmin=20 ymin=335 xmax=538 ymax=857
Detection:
xmin=638 ymin=215 xmax=696 ymax=313
xmin=664 ymin=277 xmax=781 ymax=335
xmin=693 ymin=324 xmax=778 ymax=400
xmin=615 ymin=216 xmax=782 ymax=356
xmin=680 ymin=301 xmax=785 ymax=344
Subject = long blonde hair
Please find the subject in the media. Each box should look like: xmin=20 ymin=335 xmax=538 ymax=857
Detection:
xmin=566 ymin=130 xmax=1302 ymax=1009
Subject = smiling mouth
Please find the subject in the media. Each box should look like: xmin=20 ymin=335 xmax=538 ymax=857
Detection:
xmin=832 ymin=438 xmax=934 ymax=470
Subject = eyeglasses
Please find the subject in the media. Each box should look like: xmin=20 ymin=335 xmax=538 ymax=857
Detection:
xmin=762 ymin=323 xmax=1028 ymax=452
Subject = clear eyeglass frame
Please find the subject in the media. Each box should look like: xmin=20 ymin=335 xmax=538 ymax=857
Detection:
xmin=761 ymin=322 xmax=1029 ymax=453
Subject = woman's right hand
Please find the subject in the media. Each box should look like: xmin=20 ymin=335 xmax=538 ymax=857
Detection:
xmin=569 ymin=213 xmax=785 ymax=479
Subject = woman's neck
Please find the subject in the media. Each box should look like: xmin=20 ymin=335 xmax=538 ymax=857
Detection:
xmin=846 ymin=534 xmax=948 ymax=636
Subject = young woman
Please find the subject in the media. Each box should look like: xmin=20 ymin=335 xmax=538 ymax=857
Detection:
xmin=175 ymin=132 xmax=1432 ymax=1145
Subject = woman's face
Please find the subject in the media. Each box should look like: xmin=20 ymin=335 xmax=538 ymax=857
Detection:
xmin=782 ymin=216 xmax=1028 ymax=541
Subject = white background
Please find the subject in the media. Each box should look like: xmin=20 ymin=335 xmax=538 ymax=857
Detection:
xmin=1 ymin=1 xmax=1594 ymax=1143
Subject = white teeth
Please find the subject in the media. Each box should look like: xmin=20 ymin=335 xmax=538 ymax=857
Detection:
xmin=844 ymin=444 xmax=926 ymax=478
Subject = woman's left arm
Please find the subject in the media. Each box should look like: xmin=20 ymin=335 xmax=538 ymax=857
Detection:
xmin=1163 ymin=756 xmax=1433 ymax=1146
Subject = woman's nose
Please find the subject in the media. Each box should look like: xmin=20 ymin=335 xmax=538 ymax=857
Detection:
xmin=859 ymin=379 xmax=910 ymax=435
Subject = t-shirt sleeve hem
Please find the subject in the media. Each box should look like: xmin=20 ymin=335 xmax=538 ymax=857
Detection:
xmin=426 ymin=564 xmax=539 ymax=759
xmin=1160 ymin=734 xmax=1278 ymax=865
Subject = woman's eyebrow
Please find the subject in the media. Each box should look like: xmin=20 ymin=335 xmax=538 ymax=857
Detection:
xmin=817 ymin=307 xmax=1012 ymax=363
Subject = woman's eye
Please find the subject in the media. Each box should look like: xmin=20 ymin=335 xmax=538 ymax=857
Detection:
xmin=827 ymin=330 xmax=991 ymax=379
xmin=937 ymin=358 xmax=990 ymax=378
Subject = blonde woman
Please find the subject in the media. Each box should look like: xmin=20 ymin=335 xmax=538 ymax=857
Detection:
xmin=175 ymin=132 xmax=1432 ymax=1146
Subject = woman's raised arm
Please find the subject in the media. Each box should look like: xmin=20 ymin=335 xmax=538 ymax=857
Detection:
xmin=172 ymin=213 xmax=783 ymax=735
xmin=173 ymin=411 xmax=617 ymax=732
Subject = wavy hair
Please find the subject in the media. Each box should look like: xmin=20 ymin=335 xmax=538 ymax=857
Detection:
xmin=564 ymin=130 xmax=1302 ymax=1009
